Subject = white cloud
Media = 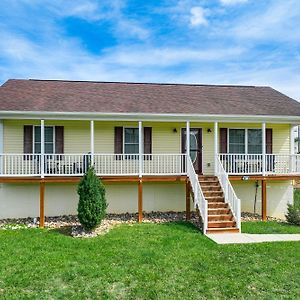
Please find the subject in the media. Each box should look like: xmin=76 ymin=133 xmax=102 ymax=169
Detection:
xmin=190 ymin=6 xmax=208 ymax=26
xmin=220 ymin=0 xmax=248 ymax=5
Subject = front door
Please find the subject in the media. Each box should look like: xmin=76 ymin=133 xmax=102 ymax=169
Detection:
xmin=181 ymin=128 xmax=202 ymax=174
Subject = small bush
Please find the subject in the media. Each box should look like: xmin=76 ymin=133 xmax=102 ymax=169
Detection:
xmin=77 ymin=167 xmax=107 ymax=231
xmin=286 ymin=191 xmax=300 ymax=226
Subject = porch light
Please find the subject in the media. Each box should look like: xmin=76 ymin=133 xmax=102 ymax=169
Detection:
xmin=242 ymin=176 xmax=250 ymax=181
xmin=207 ymin=128 xmax=212 ymax=133
xmin=173 ymin=128 xmax=177 ymax=133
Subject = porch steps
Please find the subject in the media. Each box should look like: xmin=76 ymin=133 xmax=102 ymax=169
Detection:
xmin=199 ymin=175 xmax=239 ymax=234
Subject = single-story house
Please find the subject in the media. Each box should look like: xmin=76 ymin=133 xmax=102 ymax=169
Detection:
xmin=0 ymin=79 xmax=300 ymax=234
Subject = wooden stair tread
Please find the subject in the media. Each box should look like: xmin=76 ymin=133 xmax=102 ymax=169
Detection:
xmin=206 ymin=228 xmax=239 ymax=234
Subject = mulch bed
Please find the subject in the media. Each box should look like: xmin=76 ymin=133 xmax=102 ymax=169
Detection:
xmin=0 ymin=211 xmax=285 ymax=237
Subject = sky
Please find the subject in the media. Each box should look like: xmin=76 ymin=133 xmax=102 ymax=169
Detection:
xmin=0 ymin=0 xmax=300 ymax=100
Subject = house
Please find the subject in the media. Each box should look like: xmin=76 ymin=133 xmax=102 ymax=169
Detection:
xmin=0 ymin=79 xmax=300 ymax=234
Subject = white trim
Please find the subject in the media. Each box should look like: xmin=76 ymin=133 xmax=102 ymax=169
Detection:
xmin=90 ymin=120 xmax=94 ymax=165
xmin=40 ymin=120 xmax=45 ymax=178
xmin=214 ymin=122 xmax=218 ymax=175
xmin=138 ymin=121 xmax=143 ymax=178
xmin=262 ymin=123 xmax=266 ymax=176
xmin=1 ymin=110 xmax=300 ymax=123
xmin=186 ymin=121 xmax=190 ymax=158
xmin=0 ymin=120 xmax=3 ymax=154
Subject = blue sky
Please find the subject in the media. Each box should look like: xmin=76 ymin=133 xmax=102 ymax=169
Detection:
xmin=0 ymin=0 xmax=300 ymax=100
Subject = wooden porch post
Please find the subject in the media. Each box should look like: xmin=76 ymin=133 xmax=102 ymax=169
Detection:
xmin=138 ymin=179 xmax=143 ymax=223
xmin=186 ymin=179 xmax=191 ymax=220
xmin=261 ymin=179 xmax=267 ymax=221
xmin=39 ymin=181 xmax=45 ymax=228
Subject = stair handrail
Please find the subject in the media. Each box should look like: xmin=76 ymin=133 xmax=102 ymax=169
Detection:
xmin=186 ymin=156 xmax=208 ymax=233
xmin=216 ymin=155 xmax=241 ymax=231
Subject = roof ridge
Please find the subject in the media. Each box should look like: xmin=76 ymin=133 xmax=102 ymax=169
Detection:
xmin=20 ymin=78 xmax=268 ymax=89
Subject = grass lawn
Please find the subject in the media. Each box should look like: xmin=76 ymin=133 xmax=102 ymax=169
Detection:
xmin=242 ymin=221 xmax=300 ymax=234
xmin=0 ymin=222 xmax=299 ymax=299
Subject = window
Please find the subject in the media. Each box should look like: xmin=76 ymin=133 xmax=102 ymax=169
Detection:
xmin=34 ymin=126 xmax=54 ymax=154
xmin=229 ymin=129 xmax=245 ymax=153
xmin=124 ymin=128 xmax=139 ymax=154
xmin=248 ymin=129 xmax=262 ymax=154
xmin=228 ymin=129 xmax=262 ymax=154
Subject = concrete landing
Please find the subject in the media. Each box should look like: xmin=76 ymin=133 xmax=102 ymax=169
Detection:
xmin=207 ymin=233 xmax=300 ymax=244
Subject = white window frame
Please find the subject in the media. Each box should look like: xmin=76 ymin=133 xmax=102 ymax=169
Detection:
xmin=123 ymin=127 xmax=139 ymax=154
xmin=227 ymin=128 xmax=262 ymax=154
xmin=33 ymin=125 xmax=55 ymax=154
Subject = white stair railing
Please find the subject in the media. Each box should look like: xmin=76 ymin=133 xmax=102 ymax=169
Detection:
xmin=216 ymin=156 xmax=241 ymax=232
xmin=186 ymin=156 xmax=208 ymax=233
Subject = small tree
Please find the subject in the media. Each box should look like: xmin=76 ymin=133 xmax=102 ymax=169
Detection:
xmin=286 ymin=203 xmax=300 ymax=226
xmin=77 ymin=167 xmax=107 ymax=231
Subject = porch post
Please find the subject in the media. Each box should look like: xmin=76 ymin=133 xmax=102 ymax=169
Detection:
xmin=262 ymin=122 xmax=266 ymax=176
xmin=39 ymin=181 xmax=45 ymax=228
xmin=214 ymin=122 xmax=218 ymax=175
xmin=290 ymin=124 xmax=295 ymax=173
xmin=261 ymin=179 xmax=267 ymax=221
xmin=41 ymin=120 xmax=45 ymax=178
xmin=0 ymin=120 xmax=3 ymax=174
xmin=138 ymin=121 xmax=143 ymax=178
xmin=90 ymin=120 xmax=94 ymax=166
xmin=186 ymin=121 xmax=190 ymax=158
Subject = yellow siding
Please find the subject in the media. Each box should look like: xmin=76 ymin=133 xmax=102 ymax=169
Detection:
xmin=3 ymin=120 xmax=291 ymax=174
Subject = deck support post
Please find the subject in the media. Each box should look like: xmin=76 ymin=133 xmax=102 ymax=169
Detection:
xmin=186 ymin=179 xmax=191 ymax=220
xmin=39 ymin=181 xmax=45 ymax=228
xmin=90 ymin=120 xmax=94 ymax=166
xmin=261 ymin=179 xmax=267 ymax=221
xmin=262 ymin=122 xmax=266 ymax=176
xmin=138 ymin=179 xmax=143 ymax=223
xmin=214 ymin=121 xmax=218 ymax=175
xmin=41 ymin=120 xmax=45 ymax=178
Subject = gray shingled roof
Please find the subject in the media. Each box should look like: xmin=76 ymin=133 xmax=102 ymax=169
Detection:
xmin=0 ymin=79 xmax=300 ymax=116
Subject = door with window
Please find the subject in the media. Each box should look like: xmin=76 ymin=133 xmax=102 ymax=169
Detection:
xmin=181 ymin=128 xmax=202 ymax=174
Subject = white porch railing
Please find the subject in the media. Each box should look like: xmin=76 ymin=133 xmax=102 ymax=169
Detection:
xmin=216 ymin=156 xmax=241 ymax=231
xmin=0 ymin=153 xmax=187 ymax=177
xmin=219 ymin=154 xmax=300 ymax=175
xmin=186 ymin=156 xmax=208 ymax=232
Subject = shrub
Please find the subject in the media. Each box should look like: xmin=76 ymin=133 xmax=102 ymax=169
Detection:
xmin=285 ymin=190 xmax=300 ymax=226
xmin=77 ymin=167 xmax=107 ymax=231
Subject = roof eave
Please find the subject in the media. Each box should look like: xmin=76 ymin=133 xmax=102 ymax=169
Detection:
xmin=0 ymin=111 xmax=300 ymax=124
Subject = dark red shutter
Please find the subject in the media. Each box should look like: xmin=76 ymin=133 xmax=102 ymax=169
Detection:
xmin=266 ymin=128 xmax=272 ymax=154
xmin=114 ymin=127 xmax=123 ymax=154
xmin=55 ymin=126 xmax=64 ymax=154
xmin=24 ymin=125 xmax=33 ymax=153
xmin=220 ymin=128 xmax=228 ymax=153
xmin=144 ymin=127 xmax=152 ymax=154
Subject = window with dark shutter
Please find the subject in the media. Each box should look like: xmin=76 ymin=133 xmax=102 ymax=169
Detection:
xmin=24 ymin=125 xmax=33 ymax=160
xmin=266 ymin=128 xmax=272 ymax=154
xmin=144 ymin=127 xmax=152 ymax=160
xmin=114 ymin=127 xmax=123 ymax=159
xmin=219 ymin=128 xmax=228 ymax=153
xmin=55 ymin=126 xmax=64 ymax=154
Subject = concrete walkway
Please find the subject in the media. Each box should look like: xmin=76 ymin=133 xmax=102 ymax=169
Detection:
xmin=207 ymin=233 xmax=300 ymax=244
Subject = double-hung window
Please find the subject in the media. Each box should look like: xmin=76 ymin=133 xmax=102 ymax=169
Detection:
xmin=228 ymin=129 xmax=262 ymax=154
xmin=34 ymin=126 xmax=55 ymax=154
xmin=124 ymin=128 xmax=139 ymax=154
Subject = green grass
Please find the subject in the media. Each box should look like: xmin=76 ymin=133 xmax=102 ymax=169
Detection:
xmin=242 ymin=221 xmax=300 ymax=234
xmin=0 ymin=222 xmax=299 ymax=299
xmin=294 ymin=188 xmax=300 ymax=207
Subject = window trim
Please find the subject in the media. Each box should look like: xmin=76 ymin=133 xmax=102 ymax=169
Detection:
xmin=123 ymin=127 xmax=139 ymax=154
xmin=227 ymin=128 xmax=262 ymax=154
xmin=33 ymin=125 xmax=55 ymax=154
